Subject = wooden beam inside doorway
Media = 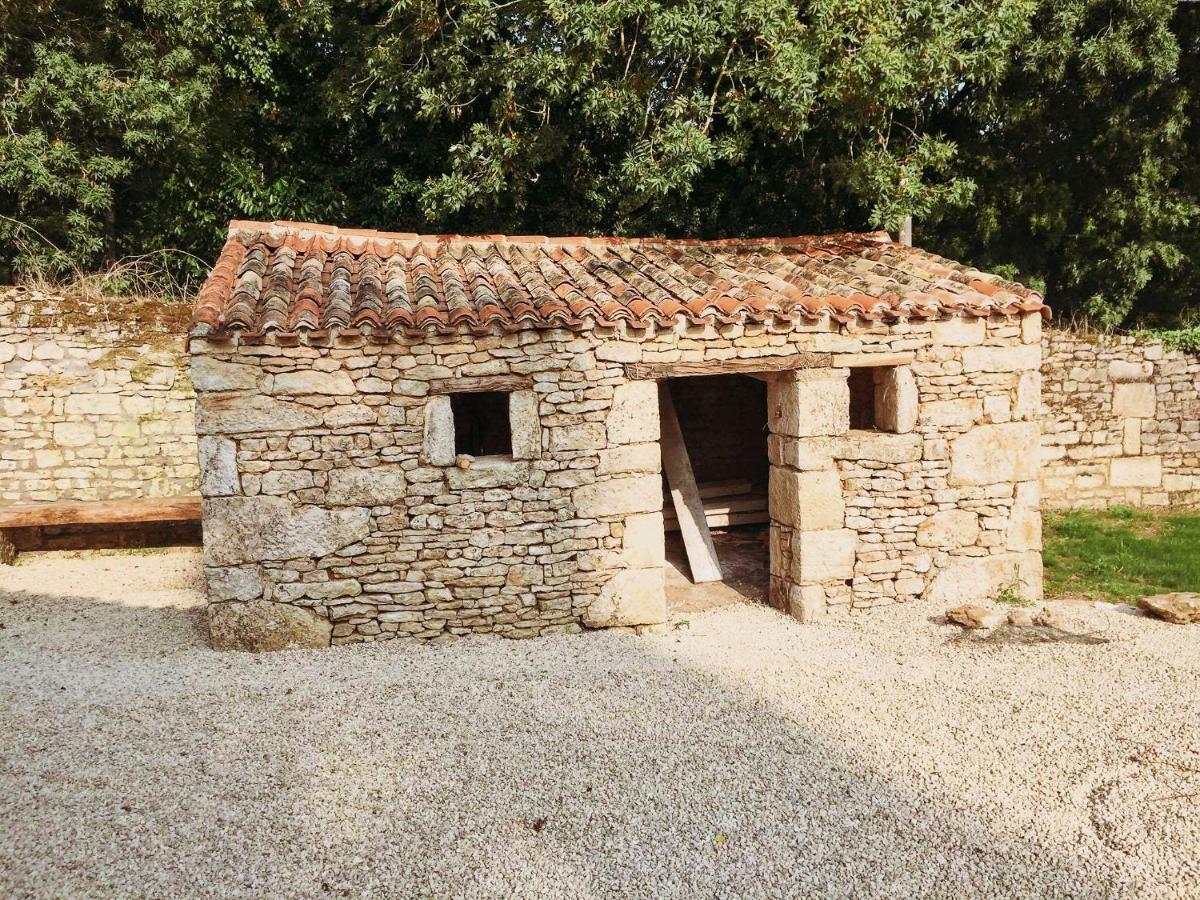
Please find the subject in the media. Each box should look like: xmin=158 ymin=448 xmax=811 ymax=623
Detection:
xmin=658 ymin=382 xmax=722 ymax=584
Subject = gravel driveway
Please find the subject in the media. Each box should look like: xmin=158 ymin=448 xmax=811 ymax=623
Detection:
xmin=1 ymin=549 xmax=1198 ymax=898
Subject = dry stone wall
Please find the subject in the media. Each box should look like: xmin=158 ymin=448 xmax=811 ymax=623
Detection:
xmin=767 ymin=314 xmax=1043 ymax=620
xmin=194 ymin=311 xmax=1045 ymax=649
xmin=1041 ymin=331 xmax=1200 ymax=509
xmin=0 ymin=289 xmax=197 ymax=503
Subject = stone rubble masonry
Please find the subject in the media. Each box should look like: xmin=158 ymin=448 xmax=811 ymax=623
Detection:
xmin=0 ymin=289 xmax=197 ymax=504
xmin=1041 ymin=330 xmax=1200 ymax=509
xmin=191 ymin=309 xmax=1047 ymax=649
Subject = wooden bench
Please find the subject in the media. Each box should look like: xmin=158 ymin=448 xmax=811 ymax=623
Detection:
xmin=0 ymin=496 xmax=202 ymax=564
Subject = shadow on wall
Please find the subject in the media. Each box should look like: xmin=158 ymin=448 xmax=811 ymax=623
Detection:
xmin=0 ymin=576 xmax=1149 ymax=896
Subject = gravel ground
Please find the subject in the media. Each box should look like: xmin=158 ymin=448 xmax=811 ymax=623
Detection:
xmin=1 ymin=549 xmax=1198 ymax=899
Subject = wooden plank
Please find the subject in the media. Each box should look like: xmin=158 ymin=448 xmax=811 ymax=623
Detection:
xmin=0 ymin=496 xmax=203 ymax=529
xmin=0 ymin=530 xmax=15 ymax=565
xmin=428 ymin=374 xmax=533 ymax=395
xmin=658 ymin=382 xmax=722 ymax=583
xmin=696 ymin=479 xmax=753 ymax=500
xmin=830 ymin=352 xmax=914 ymax=368
xmin=625 ymin=352 xmax=830 ymax=380
xmin=664 ymin=495 xmax=767 ymax=521
xmin=665 ymin=511 xmax=770 ymax=532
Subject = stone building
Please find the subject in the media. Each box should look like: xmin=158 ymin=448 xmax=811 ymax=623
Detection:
xmin=190 ymin=220 xmax=1049 ymax=650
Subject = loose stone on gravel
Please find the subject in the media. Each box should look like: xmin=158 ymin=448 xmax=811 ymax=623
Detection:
xmin=1138 ymin=592 xmax=1200 ymax=624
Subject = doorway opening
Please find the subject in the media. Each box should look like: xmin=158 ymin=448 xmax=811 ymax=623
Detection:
xmin=660 ymin=374 xmax=770 ymax=614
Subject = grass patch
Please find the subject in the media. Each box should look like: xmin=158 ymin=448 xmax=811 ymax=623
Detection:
xmin=1044 ymin=506 xmax=1200 ymax=602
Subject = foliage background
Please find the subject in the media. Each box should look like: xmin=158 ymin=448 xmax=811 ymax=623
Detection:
xmin=1 ymin=0 xmax=1196 ymax=326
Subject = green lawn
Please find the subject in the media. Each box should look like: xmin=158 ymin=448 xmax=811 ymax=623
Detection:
xmin=1044 ymin=506 xmax=1200 ymax=602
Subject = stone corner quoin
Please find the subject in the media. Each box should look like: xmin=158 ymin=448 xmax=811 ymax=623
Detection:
xmin=189 ymin=309 xmax=1047 ymax=652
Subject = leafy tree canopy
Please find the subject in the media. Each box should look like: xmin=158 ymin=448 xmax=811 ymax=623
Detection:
xmin=0 ymin=0 xmax=1195 ymax=326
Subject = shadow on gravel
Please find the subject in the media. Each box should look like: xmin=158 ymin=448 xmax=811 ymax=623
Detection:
xmin=949 ymin=623 xmax=1112 ymax=646
xmin=0 ymin=589 xmax=1161 ymax=898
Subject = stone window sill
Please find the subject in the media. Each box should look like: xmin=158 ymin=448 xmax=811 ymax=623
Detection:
xmin=446 ymin=456 xmax=531 ymax=489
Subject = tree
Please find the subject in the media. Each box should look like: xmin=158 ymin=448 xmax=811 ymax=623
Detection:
xmin=0 ymin=1 xmax=1196 ymax=328
xmin=363 ymin=0 xmax=1031 ymax=237
xmin=926 ymin=0 xmax=1197 ymax=327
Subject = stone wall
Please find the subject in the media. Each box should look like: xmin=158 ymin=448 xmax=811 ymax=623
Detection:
xmin=0 ymin=289 xmax=198 ymax=504
xmin=194 ymin=310 xmax=1045 ymax=649
xmin=1041 ymin=330 xmax=1200 ymax=509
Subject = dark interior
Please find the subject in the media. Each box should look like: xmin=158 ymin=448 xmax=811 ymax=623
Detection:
xmin=452 ymin=391 xmax=512 ymax=456
xmin=668 ymin=374 xmax=769 ymax=489
xmin=848 ymin=367 xmax=877 ymax=431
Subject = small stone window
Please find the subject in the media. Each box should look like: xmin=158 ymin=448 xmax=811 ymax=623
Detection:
xmin=451 ymin=391 xmax=512 ymax=457
xmin=848 ymin=367 xmax=878 ymax=430
xmin=847 ymin=365 xmax=918 ymax=434
xmin=423 ymin=388 xmax=540 ymax=466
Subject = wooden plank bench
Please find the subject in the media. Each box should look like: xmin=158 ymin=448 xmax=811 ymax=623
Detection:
xmin=0 ymin=496 xmax=202 ymax=565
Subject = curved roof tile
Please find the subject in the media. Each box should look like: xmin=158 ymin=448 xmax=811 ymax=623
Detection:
xmin=189 ymin=220 xmax=1049 ymax=340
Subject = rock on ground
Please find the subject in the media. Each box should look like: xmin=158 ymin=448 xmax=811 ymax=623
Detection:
xmin=1139 ymin=592 xmax=1200 ymax=625
xmin=1 ymin=549 xmax=1198 ymax=898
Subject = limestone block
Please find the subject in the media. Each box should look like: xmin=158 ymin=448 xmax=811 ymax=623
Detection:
xmin=0 ymin=343 xmax=15 ymax=364
xmin=1020 ymin=312 xmax=1042 ymax=344
xmin=932 ymin=316 xmax=985 ymax=346
xmin=948 ymin=422 xmax=1040 ymax=486
xmin=573 ymin=474 xmax=662 ymax=518
xmin=594 ymin=342 xmax=641 ymax=363
xmin=597 ymin=443 xmax=660 ymax=475
xmin=202 ymin=496 xmax=370 ymax=566
xmin=64 ymin=394 xmax=122 ymax=416
xmin=328 ymin=464 xmax=408 ymax=505
xmin=1014 ymin=371 xmax=1041 ymax=421
xmin=1108 ymin=360 xmax=1154 ymax=383
xmin=983 ymin=394 xmax=1012 ymax=424
xmin=274 ymin=579 xmax=362 ymax=603
xmin=1122 ymin=419 xmax=1142 ymax=456
xmin=1109 ymin=455 xmax=1162 ymax=488
xmin=271 ymin=370 xmax=355 ymax=395
xmin=509 ymin=390 xmax=540 ymax=459
xmin=607 ymin=381 xmax=659 ymax=445
xmin=506 ymin=564 xmax=544 ymax=587
xmin=768 ymin=371 xmax=850 ymax=438
xmin=422 ymin=394 xmax=455 ymax=466
xmin=447 ymin=459 xmax=531 ymax=489
xmin=787 ymin=584 xmax=827 ymax=624
xmin=548 ymin=422 xmax=606 ymax=451
xmin=873 ymin=365 xmax=917 ymax=433
xmin=921 ymin=399 xmax=981 ymax=428
xmin=1112 ymin=382 xmax=1155 ymax=418
xmin=324 ymin=404 xmax=377 ymax=428
xmin=191 ymin=356 xmax=260 ymax=392
xmin=962 ymin=345 xmax=1040 ymax=373
xmin=1007 ymin=481 xmax=1042 ymax=552
xmin=916 ymin=509 xmax=980 ymax=549
xmin=195 ymin=396 xmax=322 ymax=435
xmin=206 ymin=565 xmax=262 ymax=602
xmin=208 ymin=601 xmax=331 ymax=652
xmin=260 ymin=470 xmax=316 ymax=495
xmin=768 ymin=435 xmax=834 ymax=470
xmin=198 ymin=435 xmax=239 ymax=496
xmin=791 ymin=528 xmax=856 ymax=583
xmin=53 ymin=421 xmax=94 ymax=447
xmin=830 ymin=432 xmax=922 ymax=463
xmin=584 ymin=568 xmax=666 ymax=627
xmin=769 ymin=468 xmax=844 ymax=530
xmin=927 ymin=551 xmax=1042 ymax=605
xmin=622 ymin=512 xmax=665 ymax=568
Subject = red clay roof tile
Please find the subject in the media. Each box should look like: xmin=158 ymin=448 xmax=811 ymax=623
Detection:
xmin=190 ymin=220 xmax=1048 ymax=340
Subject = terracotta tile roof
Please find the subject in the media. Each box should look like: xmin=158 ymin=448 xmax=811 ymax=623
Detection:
xmin=190 ymin=220 xmax=1048 ymax=341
